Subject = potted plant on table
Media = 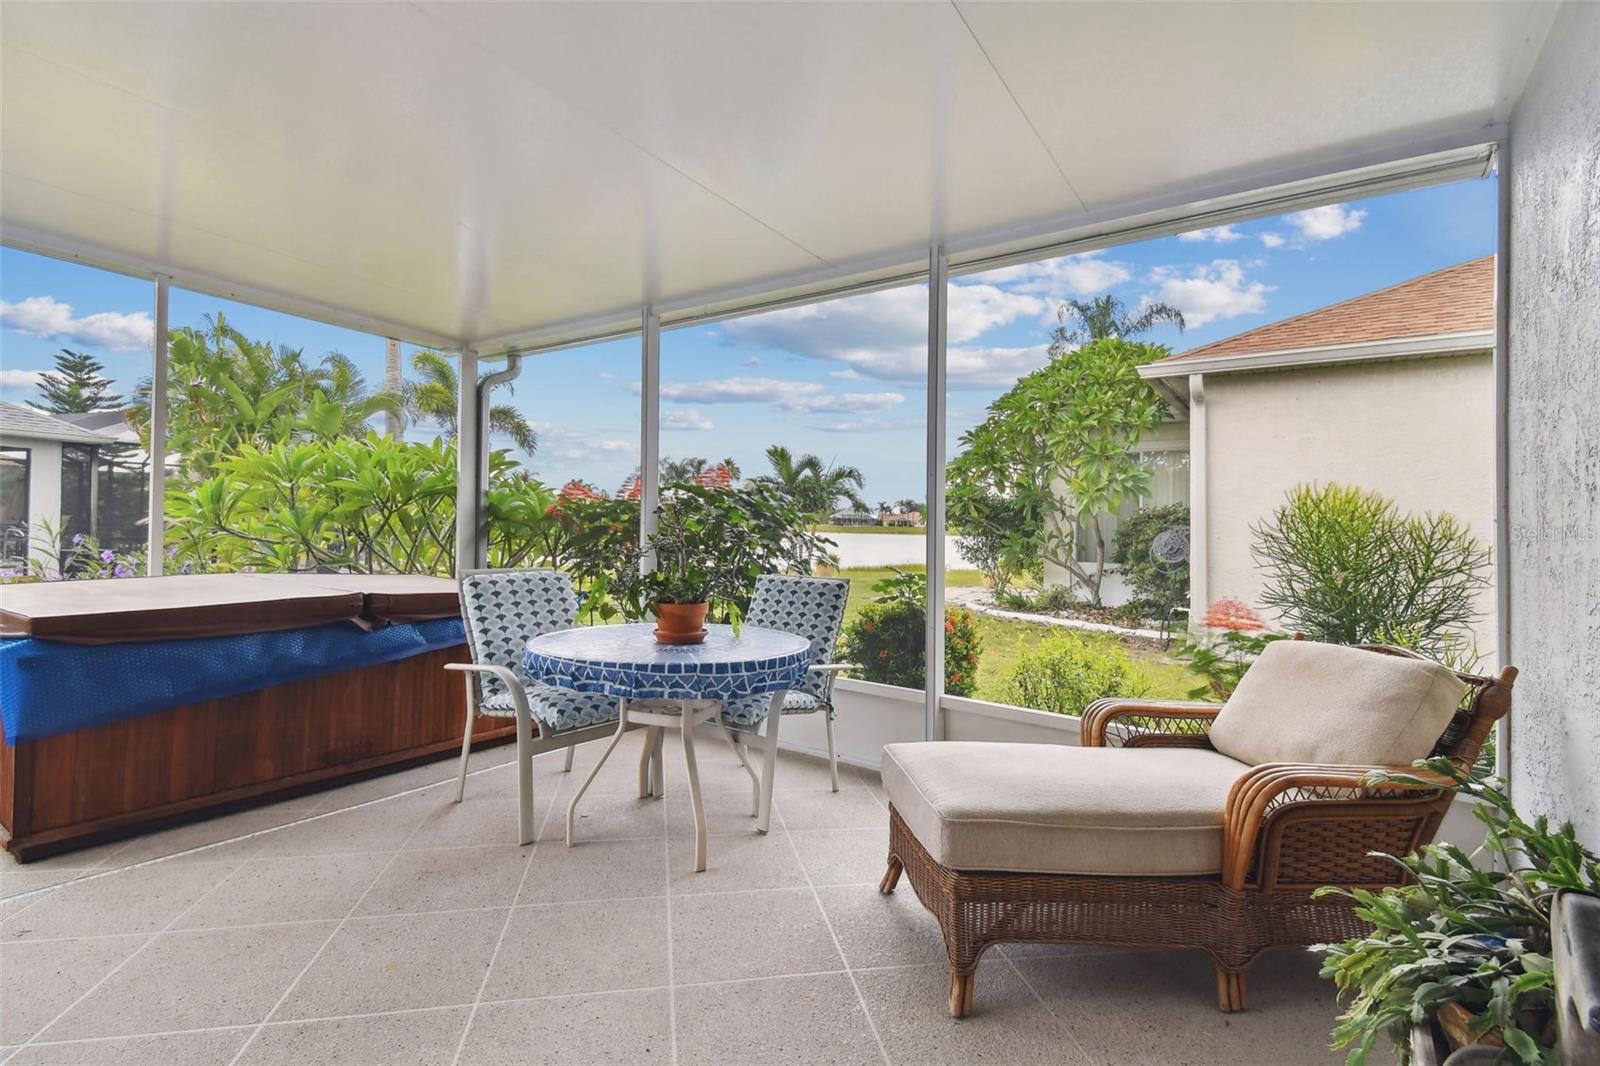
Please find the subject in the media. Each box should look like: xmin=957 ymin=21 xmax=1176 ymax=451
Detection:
xmin=1315 ymin=757 xmax=1600 ymax=1064
xmin=632 ymin=562 xmax=715 ymax=644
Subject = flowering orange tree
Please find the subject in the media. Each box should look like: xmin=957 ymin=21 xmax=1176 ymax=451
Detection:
xmin=1174 ymin=598 xmax=1287 ymax=699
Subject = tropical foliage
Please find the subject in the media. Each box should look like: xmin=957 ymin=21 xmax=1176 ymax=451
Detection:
xmin=1111 ymin=502 xmax=1190 ymax=606
xmin=1317 ymin=758 xmax=1599 ymax=1065
xmin=840 ymin=570 xmax=982 ymax=696
xmin=403 ymin=349 xmax=538 ymax=455
xmin=1251 ymin=483 xmax=1490 ymax=664
xmin=1052 ymin=293 xmax=1185 ymax=348
xmin=757 ymin=445 xmax=868 ymax=518
xmin=946 ymin=337 xmax=1170 ymax=604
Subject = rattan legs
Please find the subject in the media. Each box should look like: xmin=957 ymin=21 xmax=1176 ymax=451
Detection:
xmin=879 ymin=855 xmax=903 ymax=894
xmin=948 ymin=969 xmax=976 ymax=1017
xmin=1215 ymin=965 xmax=1248 ymax=1012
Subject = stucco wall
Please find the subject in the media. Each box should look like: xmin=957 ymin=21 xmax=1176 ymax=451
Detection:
xmin=1507 ymin=0 xmax=1600 ymax=846
xmin=1199 ymin=354 xmax=1498 ymax=660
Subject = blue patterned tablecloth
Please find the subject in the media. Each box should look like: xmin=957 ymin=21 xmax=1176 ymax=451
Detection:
xmin=523 ymin=623 xmax=811 ymax=701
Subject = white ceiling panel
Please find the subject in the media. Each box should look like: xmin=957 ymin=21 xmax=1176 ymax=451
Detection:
xmin=0 ymin=2 xmax=1556 ymax=349
xmin=957 ymin=0 xmax=1554 ymax=209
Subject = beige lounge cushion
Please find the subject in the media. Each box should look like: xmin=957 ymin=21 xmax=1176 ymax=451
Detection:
xmin=881 ymin=741 xmax=1250 ymax=876
xmin=1206 ymin=640 xmax=1466 ymax=768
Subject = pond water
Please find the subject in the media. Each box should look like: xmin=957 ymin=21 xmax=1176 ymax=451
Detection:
xmin=825 ymin=531 xmax=977 ymax=570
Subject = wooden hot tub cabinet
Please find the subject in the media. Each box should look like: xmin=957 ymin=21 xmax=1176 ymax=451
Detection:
xmin=0 ymin=642 xmax=512 ymax=861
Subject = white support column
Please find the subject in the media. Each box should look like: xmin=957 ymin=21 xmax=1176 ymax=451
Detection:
xmin=1187 ymin=373 xmax=1208 ymax=620
xmin=145 ymin=276 xmax=170 ymax=575
xmin=454 ymin=347 xmax=481 ymax=575
xmin=925 ymin=246 xmax=948 ymax=742
xmin=639 ymin=308 xmax=661 ymax=573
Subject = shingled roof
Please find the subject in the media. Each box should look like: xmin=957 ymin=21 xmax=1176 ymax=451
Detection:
xmin=1156 ymin=255 xmax=1495 ymax=365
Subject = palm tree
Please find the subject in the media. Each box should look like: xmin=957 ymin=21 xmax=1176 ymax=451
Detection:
xmin=1052 ymin=295 xmax=1185 ymax=349
xmin=404 ymin=350 xmax=538 ymax=455
xmin=758 ymin=445 xmax=868 ymax=517
xmin=660 ymin=455 xmax=742 ymax=485
xmin=310 ymin=351 xmax=403 ymax=435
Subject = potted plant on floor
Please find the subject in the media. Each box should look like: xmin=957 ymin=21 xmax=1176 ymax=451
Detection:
xmin=1314 ymin=757 xmax=1600 ymax=1064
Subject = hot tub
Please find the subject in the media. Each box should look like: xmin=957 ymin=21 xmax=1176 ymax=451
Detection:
xmin=0 ymin=574 xmax=510 ymax=860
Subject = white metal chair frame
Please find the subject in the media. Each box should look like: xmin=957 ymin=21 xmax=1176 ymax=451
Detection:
xmin=446 ymin=567 xmax=639 ymax=845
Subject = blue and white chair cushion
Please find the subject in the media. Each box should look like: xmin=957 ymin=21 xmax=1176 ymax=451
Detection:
xmin=459 ymin=569 xmax=618 ymax=732
xmin=719 ymin=574 xmax=849 ymax=728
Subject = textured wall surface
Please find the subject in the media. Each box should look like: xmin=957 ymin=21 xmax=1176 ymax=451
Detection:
xmin=1201 ymin=354 xmax=1498 ymax=658
xmin=1507 ymin=0 xmax=1600 ymax=846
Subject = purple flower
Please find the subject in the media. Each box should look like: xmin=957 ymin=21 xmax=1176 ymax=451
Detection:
xmin=113 ymin=564 xmax=132 ymax=578
xmin=99 ymin=549 xmax=115 ymax=563
xmin=180 ymin=561 xmax=193 ymax=574
xmin=167 ymin=546 xmax=178 ymax=556
xmin=0 ymin=569 xmax=16 ymax=579
xmin=71 ymin=533 xmax=85 ymax=545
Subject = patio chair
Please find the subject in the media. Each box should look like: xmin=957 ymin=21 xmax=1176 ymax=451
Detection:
xmin=446 ymin=568 xmax=629 ymax=845
xmin=715 ymin=574 xmax=854 ymax=826
xmin=877 ymin=639 xmax=1516 ymax=1017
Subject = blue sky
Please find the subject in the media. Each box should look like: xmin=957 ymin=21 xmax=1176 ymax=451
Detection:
xmin=1 ymin=177 xmax=1496 ymax=502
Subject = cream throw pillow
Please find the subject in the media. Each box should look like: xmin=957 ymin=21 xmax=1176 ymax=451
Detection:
xmin=1207 ymin=639 xmax=1466 ymax=767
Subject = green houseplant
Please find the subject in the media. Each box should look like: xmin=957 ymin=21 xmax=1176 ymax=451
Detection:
xmin=1315 ymin=758 xmax=1600 ymax=1065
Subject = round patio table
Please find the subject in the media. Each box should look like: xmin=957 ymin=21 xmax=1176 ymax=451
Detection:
xmin=524 ymin=622 xmax=811 ymax=871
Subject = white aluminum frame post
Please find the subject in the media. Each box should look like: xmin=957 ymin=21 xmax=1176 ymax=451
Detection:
xmin=639 ymin=308 xmax=662 ymax=573
xmin=924 ymin=246 xmax=948 ymax=742
xmin=145 ymin=276 xmax=170 ymax=575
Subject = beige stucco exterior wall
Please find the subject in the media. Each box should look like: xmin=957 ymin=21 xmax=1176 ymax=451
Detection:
xmin=1198 ymin=353 xmax=1498 ymax=662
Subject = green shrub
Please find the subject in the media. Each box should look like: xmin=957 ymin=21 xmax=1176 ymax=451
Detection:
xmin=1251 ymin=484 xmax=1490 ymax=662
xmin=1112 ymin=503 xmax=1189 ymax=606
xmin=996 ymin=631 xmax=1147 ymax=716
xmin=840 ymin=571 xmax=982 ymax=696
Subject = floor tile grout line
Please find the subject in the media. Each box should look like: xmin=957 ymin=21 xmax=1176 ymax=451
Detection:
xmin=224 ymin=789 xmax=447 ymax=1066
xmin=447 ymin=751 xmax=571 ymax=1066
xmin=9 ymin=826 xmax=285 ymax=1055
xmin=772 ymin=800 xmax=893 ymax=1066
xmin=11 ymin=961 xmax=977 ymax=1056
xmin=1000 ymin=954 xmax=1102 ymax=1066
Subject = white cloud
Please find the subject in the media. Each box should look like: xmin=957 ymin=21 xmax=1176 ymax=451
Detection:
xmin=811 ymin=416 xmax=923 ymax=433
xmin=977 ymin=251 xmax=1133 ymax=299
xmin=1260 ymin=232 xmax=1285 ymax=248
xmin=1177 ymin=225 xmax=1245 ymax=243
xmin=946 ymin=344 xmax=1054 ymax=389
xmin=719 ymin=283 xmax=1048 ymax=389
xmin=741 ymin=356 xmax=760 ymax=367
xmin=658 ymin=376 xmax=905 ymax=414
xmin=531 ymin=420 xmax=634 ymax=459
xmin=1148 ymin=259 xmax=1272 ymax=327
xmin=1285 ymin=203 xmax=1366 ymax=241
xmin=662 ymin=408 xmax=714 ymax=431
xmin=829 ymin=368 xmax=863 ymax=380
xmin=0 ymin=295 xmax=153 ymax=351
xmin=0 ymin=369 xmax=44 ymax=389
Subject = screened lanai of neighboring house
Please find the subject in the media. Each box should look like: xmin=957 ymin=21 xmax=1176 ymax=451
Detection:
xmin=0 ymin=2 xmax=1597 ymax=1061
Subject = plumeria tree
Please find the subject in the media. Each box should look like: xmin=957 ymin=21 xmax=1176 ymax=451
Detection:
xmin=947 ymin=337 xmax=1170 ymax=603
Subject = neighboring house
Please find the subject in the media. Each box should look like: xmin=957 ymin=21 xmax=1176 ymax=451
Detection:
xmin=879 ymin=511 xmax=922 ymax=528
xmin=1138 ymin=255 xmax=1497 ymax=658
xmin=0 ymin=402 xmax=122 ymax=574
xmin=828 ymin=510 xmax=877 ymax=527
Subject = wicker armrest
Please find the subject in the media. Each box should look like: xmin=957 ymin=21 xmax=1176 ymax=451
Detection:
xmin=1220 ymin=762 xmax=1452 ymax=889
xmin=1081 ymin=698 xmax=1222 ymax=748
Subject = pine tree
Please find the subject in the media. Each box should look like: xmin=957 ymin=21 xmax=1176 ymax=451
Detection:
xmin=28 ymin=348 xmax=123 ymax=413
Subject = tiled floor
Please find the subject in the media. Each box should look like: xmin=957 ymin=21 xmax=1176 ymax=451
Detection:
xmin=1 ymin=730 xmax=1377 ymax=1065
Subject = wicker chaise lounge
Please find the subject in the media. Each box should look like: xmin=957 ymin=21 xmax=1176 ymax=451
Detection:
xmin=878 ymin=640 xmax=1516 ymax=1016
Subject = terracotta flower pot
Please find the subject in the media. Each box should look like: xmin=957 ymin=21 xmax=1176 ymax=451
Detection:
xmin=654 ymin=601 xmax=709 ymax=644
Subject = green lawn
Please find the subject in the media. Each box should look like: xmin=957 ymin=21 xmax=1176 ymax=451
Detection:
xmin=836 ymin=565 xmax=1195 ymax=708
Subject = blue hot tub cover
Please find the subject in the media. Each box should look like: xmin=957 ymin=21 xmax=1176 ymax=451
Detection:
xmin=0 ymin=617 xmax=466 ymax=743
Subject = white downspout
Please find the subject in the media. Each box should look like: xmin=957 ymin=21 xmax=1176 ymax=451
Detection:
xmin=454 ymin=348 xmax=480 ymax=575
xmin=639 ymin=308 xmax=661 ymax=574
